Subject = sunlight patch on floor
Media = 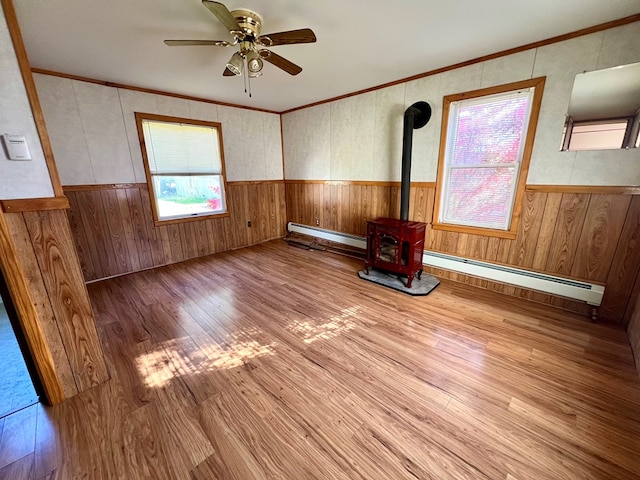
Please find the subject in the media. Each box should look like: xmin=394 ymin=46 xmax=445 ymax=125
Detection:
xmin=136 ymin=306 xmax=361 ymax=387
xmin=287 ymin=306 xmax=360 ymax=344
xmin=136 ymin=335 xmax=276 ymax=388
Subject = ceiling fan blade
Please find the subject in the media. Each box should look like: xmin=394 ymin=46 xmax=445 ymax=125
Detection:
xmin=164 ymin=40 xmax=231 ymax=47
xmin=260 ymin=50 xmax=303 ymax=75
xmin=223 ymin=67 xmax=236 ymax=76
xmin=257 ymin=28 xmax=316 ymax=47
xmin=202 ymin=1 xmax=241 ymax=32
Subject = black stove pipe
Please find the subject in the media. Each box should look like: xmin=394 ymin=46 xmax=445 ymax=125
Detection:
xmin=400 ymin=101 xmax=432 ymax=221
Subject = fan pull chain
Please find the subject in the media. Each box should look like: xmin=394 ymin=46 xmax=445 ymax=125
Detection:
xmin=243 ymin=57 xmax=248 ymax=95
xmin=243 ymin=57 xmax=252 ymax=98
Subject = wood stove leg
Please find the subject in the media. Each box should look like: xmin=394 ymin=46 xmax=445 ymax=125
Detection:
xmin=406 ymin=273 xmax=414 ymax=288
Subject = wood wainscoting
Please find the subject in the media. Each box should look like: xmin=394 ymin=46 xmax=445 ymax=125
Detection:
xmin=627 ymin=291 xmax=640 ymax=378
xmin=64 ymin=181 xmax=287 ymax=282
xmin=0 ymin=207 xmax=109 ymax=403
xmin=284 ymin=181 xmax=640 ymax=325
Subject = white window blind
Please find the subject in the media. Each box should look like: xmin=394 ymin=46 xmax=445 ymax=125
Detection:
xmin=440 ymin=88 xmax=534 ymax=231
xmin=142 ymin=120 xmax=222 ymax=174
xmin=137 ymin=114 xmax=228 ymax=222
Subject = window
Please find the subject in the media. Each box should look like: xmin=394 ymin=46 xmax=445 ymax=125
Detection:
xmin=135 ymin=113 xmax=228 ymax=225
xmin=433 ymin=77 xmax=545 ymax=238
xmin=561 ymin=117 xmax=638 ymax=151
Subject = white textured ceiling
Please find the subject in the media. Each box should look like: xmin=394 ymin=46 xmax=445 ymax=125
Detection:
xmin=12 ymin=0 xmax=640 ymax=112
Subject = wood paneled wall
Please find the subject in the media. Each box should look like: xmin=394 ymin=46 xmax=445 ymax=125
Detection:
xmin=3 ymin=208 xmax=109 ymax=401
xmin=627 ymin=293 xmax=640 ymax=378
xmin=624 ymin=265 xmax=640 ymax=377
xmin=284 ymin=181 xmax=640 ymax=325
xmin=65 ymin=181 xmax=287 ymax=282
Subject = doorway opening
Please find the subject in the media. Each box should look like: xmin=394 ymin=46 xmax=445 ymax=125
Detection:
xmin=0 ymin=271 xmax=41 ymax=419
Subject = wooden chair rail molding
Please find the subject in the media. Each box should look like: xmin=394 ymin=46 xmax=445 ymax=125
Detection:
xmin=0 ymin=196 xmax=70 ymax=213
xmin=62 ymin=183 xmax=143 ymax=192
xmin=227 ymin=180 xmax=285 ymax=186
xmin=284 ymin=180 xmax=437 ymax=187
xmin=60 ymin=182 xmax=640 ymax=194
xmin=0 ymin=208 xmax=65 ymax=404
xmin=526 ymin=185 xmax=640 ymax=195
xmin=62 ymin=180 xmax=285 ymax=192
xmin=284 ymin=181 xmax=640 ymax=194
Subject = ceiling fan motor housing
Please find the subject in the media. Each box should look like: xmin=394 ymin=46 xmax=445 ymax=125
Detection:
xmin=230 ymin=9 xmax=263 ymax=40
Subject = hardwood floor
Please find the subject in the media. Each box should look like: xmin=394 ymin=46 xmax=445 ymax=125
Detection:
xmin=1 ymin=240 xmax=639 ymax=479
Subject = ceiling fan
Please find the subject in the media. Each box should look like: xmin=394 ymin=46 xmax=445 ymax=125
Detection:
xmin=164 ymin=0 xmax=317 ymax=80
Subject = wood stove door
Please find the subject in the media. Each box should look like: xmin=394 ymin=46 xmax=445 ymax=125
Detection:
xmin=376 ymin=233 xmax=399 ymax=266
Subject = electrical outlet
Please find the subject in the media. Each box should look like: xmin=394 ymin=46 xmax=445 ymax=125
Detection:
xmin=315 ymin=218 xmax=320 ymax=226
xmin=247 ymin=220 xmax=252 ymax=227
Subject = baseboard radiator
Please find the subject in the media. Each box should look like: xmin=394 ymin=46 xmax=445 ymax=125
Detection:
xmin=286 ymin=222 xmax=605 ymax=306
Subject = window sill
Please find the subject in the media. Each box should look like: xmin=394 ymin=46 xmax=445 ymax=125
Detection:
xmin=153 ymin=211 xmax=231 ymax=227
xmin=431 ymin=222 xmax=517 ymax=239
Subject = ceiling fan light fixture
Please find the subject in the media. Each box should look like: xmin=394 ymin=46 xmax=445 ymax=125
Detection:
xmin=226 ymin=52 xmax=244 ymax=75
xmin=165 ymin=2 xmax=316 ymax=93
xmin=246 ymin=49 xmax=263 ymax=77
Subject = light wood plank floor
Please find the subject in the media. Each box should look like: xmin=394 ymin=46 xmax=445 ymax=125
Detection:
xmin=2 ymin=240 xmax=640 ymax=480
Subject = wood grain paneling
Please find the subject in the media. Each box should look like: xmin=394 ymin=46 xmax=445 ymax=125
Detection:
xmin=531 ymin=193 xmax=563 ymax=271
xmin=600 ymin=196 xmax=640 ymax=323
xmin=0 ymin=208 xmax=65 ymax=404
xmin=65 ymin=182 xmax=287 ymax=282
xmin=1 ymin=207 xmax=108 ymax=403
xmin=508 ymin=191 xmax=546 ymax=268
xmin=626 ymin=274 xmax=640 ymax=378
xmin=571 ymin=195 xmax=631 ymax=282
xmin=3 ymin=212 xmax=77 ymax=400
xmin=544 ymin=193 xmax=589 ymax=276
xmin=285 ymin=182 xmax=640 ymax=324
xmin=23 ymin=209 xmax=109 ymax=390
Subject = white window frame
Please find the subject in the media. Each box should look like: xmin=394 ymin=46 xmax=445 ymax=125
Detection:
xmin=433 ymin=77 xmax=546 ymax=239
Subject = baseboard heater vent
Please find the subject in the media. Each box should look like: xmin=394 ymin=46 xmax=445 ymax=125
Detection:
xmin=287 ymin=222 xmax=367 ymax=250
xmin=286 ymin=222 xmax=604 ymax=306
xmin=423 ymin=251 xmax=604 ymax=306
